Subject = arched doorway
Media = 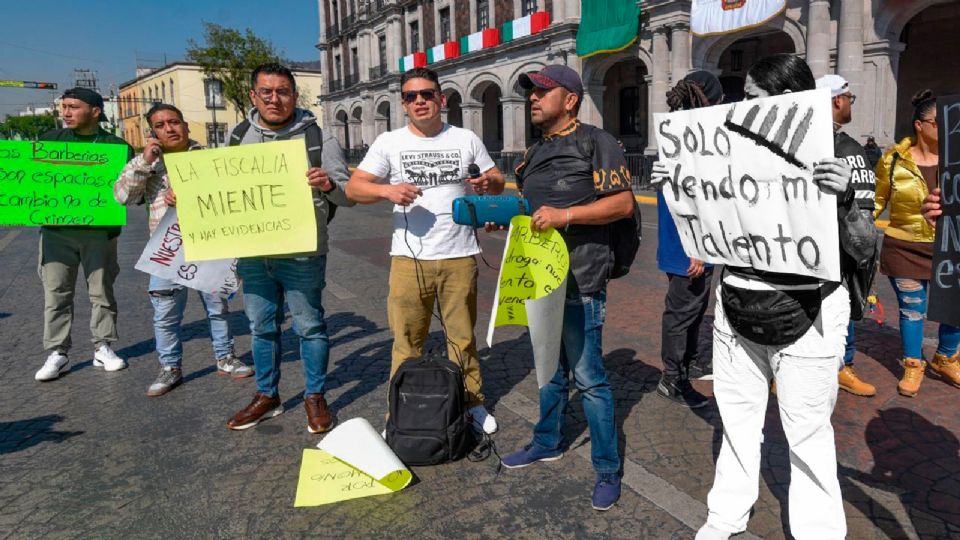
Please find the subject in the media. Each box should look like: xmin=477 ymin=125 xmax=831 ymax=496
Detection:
xmin=715 ymin=31 xmax=795 ymax=102
xmin=335 ymin=110 xmax=350 ymax=150
xmin=601 ymin=58 xmax=648 ymax=152
xmin=480 ymin=85 xmax=503 ymax=151
xmin=375 ymin=100 xmax=391 ymax=137
xmin=445 ymin=91 xmax=463 ymax=128
xmin=894 ymin=3 xmax=960 ymax=138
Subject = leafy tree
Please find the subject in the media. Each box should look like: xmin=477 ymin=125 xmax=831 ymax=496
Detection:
xmin=0 ymin=114 xmax=55 ymax=140
xmin=186 ymin=22 xmax=283 ymax=115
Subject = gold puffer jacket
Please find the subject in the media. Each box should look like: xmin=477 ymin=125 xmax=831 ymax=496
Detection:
xmin=874 ymin=137 xmax=936 ymax=243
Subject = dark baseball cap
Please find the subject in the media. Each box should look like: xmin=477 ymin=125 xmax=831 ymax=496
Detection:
xmin=519 ymin=65 xmax=584 ymax=99
xmin=62 ymin=87 xmax=108 ymax=121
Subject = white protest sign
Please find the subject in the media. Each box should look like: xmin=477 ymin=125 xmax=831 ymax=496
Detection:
xmin=134 ymin=208 xmax=239 ymax=296
xmin=655 ymin=87 xmax=840 ymax=281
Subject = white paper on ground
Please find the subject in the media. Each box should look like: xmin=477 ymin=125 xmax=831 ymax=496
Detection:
xmin=525 ymin=276 xmax=567 ymax=387
xmin=317 ymin=417 xmax=411 ymax=484
xmin=134 ymin=208 xmax=239 ymax=295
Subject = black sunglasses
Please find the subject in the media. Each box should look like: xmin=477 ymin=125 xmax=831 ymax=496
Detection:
xmin=401 ymin=89 xmax=438 ymax=103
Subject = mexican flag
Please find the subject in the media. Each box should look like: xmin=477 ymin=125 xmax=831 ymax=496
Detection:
xmin=459 ymin=28 xmax=500 ymax=55
xmin=576 ymin=0 xmax=640 ymax=57
xmin=691 ymin=0 xmax=786 ymax=36
xmin=501 ymin=11 xmax=550 ymax=43
xmin=398 ymin=51 xmax=427 ymax=72
xmin=427 ymin=41 xmax=460 ymax=64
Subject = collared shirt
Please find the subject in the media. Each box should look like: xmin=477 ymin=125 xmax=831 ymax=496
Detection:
xmin=113 ymin=140 xmax=203 ymax=234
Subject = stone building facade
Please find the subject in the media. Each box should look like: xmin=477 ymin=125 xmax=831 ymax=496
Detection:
xmin=317 ymin=0 xmax=959 ymax=157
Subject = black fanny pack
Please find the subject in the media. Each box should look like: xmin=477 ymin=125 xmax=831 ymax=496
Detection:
xmin=721 ymin=281 xmax=836 ymax=346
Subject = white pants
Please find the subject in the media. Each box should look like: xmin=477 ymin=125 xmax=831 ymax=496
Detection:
xmin=705 ymin=280 xmax=849 ymax=540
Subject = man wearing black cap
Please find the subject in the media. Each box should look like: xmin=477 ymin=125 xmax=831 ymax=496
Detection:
xmin=500 ymin=65 xmax=635 ymax=511
xmin=33 ymin=88 xmax=133 ymax=382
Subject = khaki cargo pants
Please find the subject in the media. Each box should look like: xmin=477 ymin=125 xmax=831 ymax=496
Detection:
xmin=38 ymin=228 xmax=120 ymax=352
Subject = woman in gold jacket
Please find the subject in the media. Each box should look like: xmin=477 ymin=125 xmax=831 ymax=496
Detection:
xmin=874 ymin=89 xmax=960 ymax=397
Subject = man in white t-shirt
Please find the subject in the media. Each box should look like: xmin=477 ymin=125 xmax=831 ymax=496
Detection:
xmin=346 ymin=67 xmax=505 ymax=434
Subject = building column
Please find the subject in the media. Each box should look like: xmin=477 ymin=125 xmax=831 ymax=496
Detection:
xmin=461 ymin=103 xmax=484 ymax=138
xmin=647 ymin=27 xmax=669 ymax=155
xmin=386 ymin=15 xmax=403 ymax=73
xmin=501 ymin=97 xmax=527 ymax=153
xmin=837 ymin=0 xmax=864 ymax=139
xmin=669 ymin=23 xmax=691 ymax=84
xmin=805 ymin=0 xmax=832 ymax=79
xmin=358 ymin=32 xmax=370 ymax=82
xmin=361 ymin=92 xmax=375 ymax=147
xmin=388 ymin=81 xmax=404 ymax=130
xmin=581 ymin=84 xmax=604 ymax=127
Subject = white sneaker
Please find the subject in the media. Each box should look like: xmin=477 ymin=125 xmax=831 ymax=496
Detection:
xmin=695 ymin=524 xmax=731 ymax=540
xmin=467 ymin=405 xmax=498 ymax=435
xmin=93 ymin=345 xmax=127 ymax=372
xmin=35 ymin=351 xmax=69 ymax=381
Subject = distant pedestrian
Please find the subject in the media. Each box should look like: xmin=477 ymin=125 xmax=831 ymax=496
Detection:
xmin=864 ymin=136 xmax=882 ymax=169
xmin=114 ymin=103 xmax=251 ymax=397
xmin=34 ymin=88 xmax=132 ymax=382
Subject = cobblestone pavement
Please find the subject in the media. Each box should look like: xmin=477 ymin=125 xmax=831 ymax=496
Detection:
xmin=1 ymin=199 xmax=957 ymax=539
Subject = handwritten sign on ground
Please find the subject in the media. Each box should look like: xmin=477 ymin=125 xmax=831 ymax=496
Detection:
xmin=655 ymin=88 xmax=840 ymax=281
xmin=0 ymin=140 xmax=128 ymax=226
xmin=294 ymin=418 xmax=411 ymax=507
xmin=164 ymin=139 xmax=316 ymax=261
xmin=134 ymin=208 xmax=239 ymax=296
xmin=486 ymin=216 xmax=569 ymax=387
xmin=928 ymin=95 xmax=960 ymax=328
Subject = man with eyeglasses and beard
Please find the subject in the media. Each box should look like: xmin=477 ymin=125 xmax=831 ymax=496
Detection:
xmin=224 ymin=63 xmax=354 ymax=435
xmin=346 ymin=67 xmax=505 ymax=435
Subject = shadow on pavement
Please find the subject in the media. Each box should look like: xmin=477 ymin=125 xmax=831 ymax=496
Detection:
xmin=0 ymin=414 xmax=84 ymax=455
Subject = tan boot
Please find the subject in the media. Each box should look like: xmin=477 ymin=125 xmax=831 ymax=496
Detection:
xmin=930 ymin=353 xmax=960 ymax=388
xmin=839 ymin=365 xmax=876 ymax=397
xmin=897 ymin=358 xmax=926 ymax=397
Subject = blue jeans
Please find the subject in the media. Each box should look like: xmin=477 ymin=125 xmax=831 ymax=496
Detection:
xmin=889 ymin=277 xmax=960 ymax=359
xmin=533 ymin=288 xmax=620 ymax=474
xmin=237 ymin=256 xmax=329 ymax=397
xmin=843 ymin=320 xmax=856 ymax=366
xmin=148 ymin=275 xmax=234 ymax=368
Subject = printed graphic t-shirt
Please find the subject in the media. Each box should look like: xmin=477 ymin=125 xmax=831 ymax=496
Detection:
xmin=358 ymin=124 xmax=496 ymax=260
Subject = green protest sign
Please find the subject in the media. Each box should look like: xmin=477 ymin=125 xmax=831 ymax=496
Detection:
xmin=0 ymin=140 xmax=129 ymax=226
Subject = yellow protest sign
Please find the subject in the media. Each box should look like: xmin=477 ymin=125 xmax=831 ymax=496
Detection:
xmin=294 ymin=449 xmax=412 ymax=507
xmin=494 ymin=215 xmax=569 ymax=327
xmin=164 ymin=139 xmax=317 ymax=261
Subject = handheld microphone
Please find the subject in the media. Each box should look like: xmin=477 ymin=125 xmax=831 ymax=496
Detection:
xmin=467 ymin=163 xmax=481 ymax=178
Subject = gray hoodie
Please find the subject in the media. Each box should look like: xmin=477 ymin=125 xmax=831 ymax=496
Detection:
xmin=238 ymin=107 xmax=354 ymax=257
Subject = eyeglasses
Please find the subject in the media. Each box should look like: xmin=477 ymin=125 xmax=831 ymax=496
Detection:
xmin=401 ymin=89 xmax=438 ymax=103
xmin=842 ymin=93 xmax=857 ymax=104
xmin=255 ymin=88 xmax=295 ymax=101
xmin=919 ymin=117 xmax=937 ymax=127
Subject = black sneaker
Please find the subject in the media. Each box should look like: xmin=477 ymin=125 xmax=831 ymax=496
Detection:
xmin=657 ymin=376 xmax=709 ymax=408
xmin=687 ymin=362 xmax=713 ymax=381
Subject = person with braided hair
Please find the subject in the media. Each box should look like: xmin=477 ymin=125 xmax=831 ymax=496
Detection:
xmin=874 ymin=89 xmax=960 ymax=396
xmin=652 ymin=71 xmax=724 ymax=407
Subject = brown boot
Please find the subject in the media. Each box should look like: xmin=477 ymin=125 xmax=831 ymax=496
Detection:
xmin=839 ymin=365 xmax=876 ymax=397
xmin=930 ymin=352 xmax=960 ymax=388
xmin=305 ymin=393 xmax=335 ymax=434
xmin=227 ymin=392 xmax=282 ymax=430
xmin=897 ymin=358 xmax=926 ymax=397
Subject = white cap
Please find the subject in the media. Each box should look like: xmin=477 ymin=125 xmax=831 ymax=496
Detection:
xmin=816 ymin=74 xmax=850 ymax=98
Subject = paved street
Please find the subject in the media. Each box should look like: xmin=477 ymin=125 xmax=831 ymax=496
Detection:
xmin=1 ymin=199 xmax=958 ymax=540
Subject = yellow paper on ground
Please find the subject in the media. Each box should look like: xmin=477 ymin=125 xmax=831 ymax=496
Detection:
xmin=492 ymin=215 xmax=569 ymax=327
xmin=294 ymin=418 xmax=412 ymax=507
xmin=164 ymin=139 xmax=317 ymax=261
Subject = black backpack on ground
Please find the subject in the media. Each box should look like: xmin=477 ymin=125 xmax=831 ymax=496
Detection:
xmin=385 ymin=352 xmax=475 ymax=466
xmin=228 ymin=120 xmax=337 ymax=223
xmin=517 ymin=124 xmax=642 ymax=279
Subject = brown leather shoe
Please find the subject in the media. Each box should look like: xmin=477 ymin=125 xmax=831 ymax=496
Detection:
xmin=305 ymin=393 xmax=335 ymax=434
xmin=227 ymin=392 xmax=282 ymax=430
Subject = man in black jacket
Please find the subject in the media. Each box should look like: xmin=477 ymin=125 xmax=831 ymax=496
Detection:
xmin=34 ymin=88 xmax=133 ymax=382
xmin=816 ymin=74 xmax=878 ymax=397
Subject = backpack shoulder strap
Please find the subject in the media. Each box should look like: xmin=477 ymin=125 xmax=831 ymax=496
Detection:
xmin=305 ymin=123 xmax=323 ymax=169
xmin=228 ymin=120 xmax=251 ymax=147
